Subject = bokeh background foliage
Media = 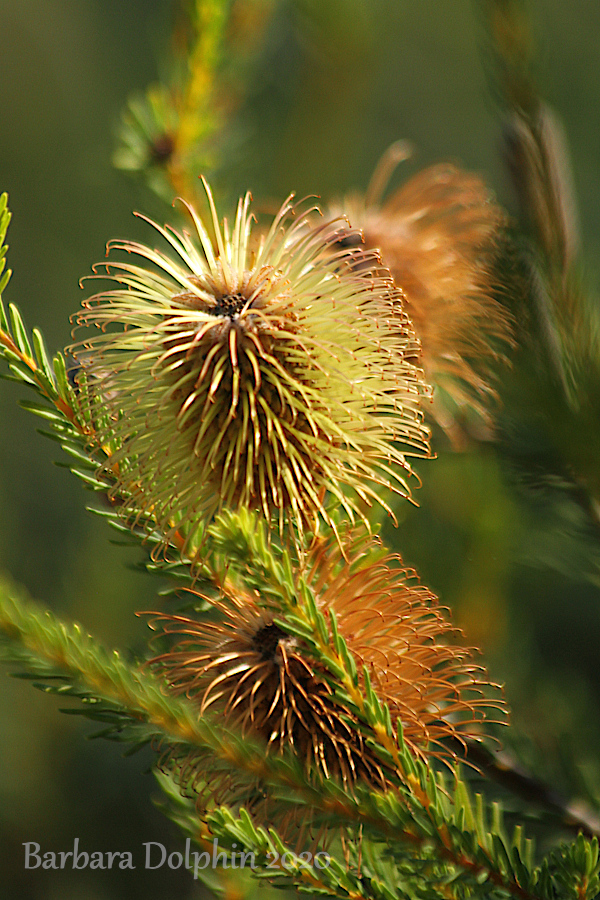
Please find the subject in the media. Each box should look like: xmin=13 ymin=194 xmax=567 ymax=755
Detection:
xmin=1 ymin=0 xmax=600 ymax=897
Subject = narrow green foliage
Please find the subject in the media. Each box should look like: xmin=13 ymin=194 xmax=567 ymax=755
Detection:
xmin=52 ymin=351 xmax=71 ymax=400
xmin=0 ymin=578 xmax=196 ymax=748
xmin=113 ymin=0 xmax=277 ymax=203
xmin=546 ymin=835 xmax=600 ymax=900
xmin=0 ymin=212 xmax=126 ymax=520
xmin=0 ymin=277 xmax=207 ymax=591
xmin=0 ymin=256 xmax=77 ymax=423
xmin=481 ymin=0 xmax=600 ymax=558
xmin=0 ymin=192 xmax=11 ymax=295
xmin=9 ymin=302 xmax=33 ymax=357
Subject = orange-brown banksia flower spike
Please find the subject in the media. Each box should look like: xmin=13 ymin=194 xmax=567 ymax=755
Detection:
xmin=149 ymin=530 xmax=506 ymax=820
xmin=306 ymin=532 xmax=506 ymax=759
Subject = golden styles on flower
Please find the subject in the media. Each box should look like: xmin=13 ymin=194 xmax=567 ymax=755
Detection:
xmin=70 ymin=180 xmax=430 ymax=550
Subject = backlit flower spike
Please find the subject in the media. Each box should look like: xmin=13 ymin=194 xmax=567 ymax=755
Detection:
xmin=333 ymin=142 xmax=514 ymax=445
xmin=305 ymin=532 xmax=507 ymax=759
xmin=149 ymin=530 xmax=506 ymax=809
xmin=71 ymin=180 xmax=430 ymax=551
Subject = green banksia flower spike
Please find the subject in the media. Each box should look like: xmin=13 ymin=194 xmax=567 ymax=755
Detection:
xmin=70 ymin=180 xmax=429 ymax=549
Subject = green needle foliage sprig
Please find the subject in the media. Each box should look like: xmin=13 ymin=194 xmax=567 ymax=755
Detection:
xmin=114 ymin=0 xmax=277 ymax=204
xmin=0 ymin=203 xmax=78 ymax=432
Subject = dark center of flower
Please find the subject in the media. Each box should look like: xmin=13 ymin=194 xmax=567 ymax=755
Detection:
xmin=150 ymin=133 xmax=175 ymax=163
xmin=252 ymin=622 xmax=289 ymax=662
xmin=212 ymin=291 xmax=248 ymax=319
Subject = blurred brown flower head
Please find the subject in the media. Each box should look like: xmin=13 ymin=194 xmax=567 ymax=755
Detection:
xmin=334 ymin=142 xmax=513 ymax=443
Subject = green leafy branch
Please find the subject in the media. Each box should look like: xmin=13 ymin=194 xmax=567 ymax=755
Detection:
xmin=114 ymin=0 xmax=277 ymax=203
xmin=0 ymin=203 xmax=206 ymax=583
xmin=0 ymin=193 xmax=11 ymax=296
xmin=0 ymin=203 xmax=110 ymax=494
xmin=0 ymin=208 xmax=78 ymax=433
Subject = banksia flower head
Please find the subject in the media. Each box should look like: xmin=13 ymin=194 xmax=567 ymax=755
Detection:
xmin=334 ymin=143 xmax=513 ymax=443
xmin=151 ymin=596 xmax=394 ymax=802
xmin=150 ymin=531 xmax=505 ymax=812
xmin=306 ymin=533 xmax=505 ymax=757
xmin=71 ymin=180 xmax=429 ymax=548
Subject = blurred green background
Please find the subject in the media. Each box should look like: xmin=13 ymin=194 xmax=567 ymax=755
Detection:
xmin=1 ymin=1 xmax=600 ymax=897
